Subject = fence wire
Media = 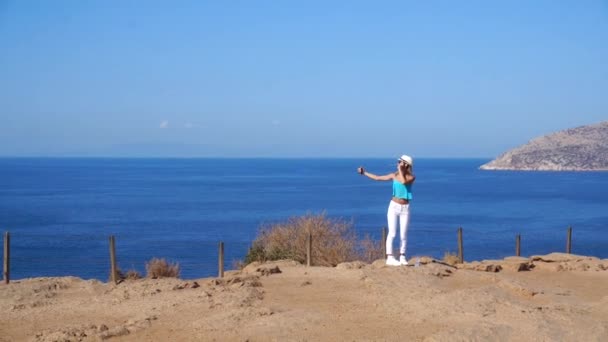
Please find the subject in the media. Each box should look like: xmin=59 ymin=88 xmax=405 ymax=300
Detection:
xmin=2 ymin=232 xmax=251 ymax=281
xmin=1 ymin=226 xmax=602 ymax=283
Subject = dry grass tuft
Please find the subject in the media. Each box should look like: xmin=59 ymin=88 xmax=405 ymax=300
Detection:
xmin=232 ymin=259 xmax=247 ymax=270
xmin=245 ymin=213 xmax=359 ymax=267
xmin=123 ymin=269 xmax=143 ymax=280
xmin=145 ymin=258 xmax=180 ymax=279
xmin=111 ymin=268 xmax=143 ymax=282
xmin=443 ymin=251 xmax=460 ymax=266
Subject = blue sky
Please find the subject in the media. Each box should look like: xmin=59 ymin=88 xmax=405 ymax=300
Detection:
xmin=1 ymin=1 xmax=607 ymax=158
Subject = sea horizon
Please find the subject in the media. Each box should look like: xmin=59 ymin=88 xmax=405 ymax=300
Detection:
xmin=0 ymin=156 xmax=496 ymax=161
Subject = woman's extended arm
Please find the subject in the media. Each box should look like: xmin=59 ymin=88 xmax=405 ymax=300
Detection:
xmin=358 ymin=167 xmax=395 ymax=181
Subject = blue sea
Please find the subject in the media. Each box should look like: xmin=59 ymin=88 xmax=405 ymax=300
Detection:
xmin=1 ymin=158 xmax=607 ymax=280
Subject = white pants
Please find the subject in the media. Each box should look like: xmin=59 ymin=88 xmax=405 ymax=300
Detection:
xmin=386 ymin=201 xmax=410 ymax=255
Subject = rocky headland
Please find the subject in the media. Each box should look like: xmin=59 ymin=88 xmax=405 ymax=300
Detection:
xmin=480 ymin=121 xmax=608 ymax=171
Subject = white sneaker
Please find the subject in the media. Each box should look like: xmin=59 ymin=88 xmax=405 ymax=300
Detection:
xmin=399 ymin=255 xmax=409 ymax=266
xmin=386 ymin=256 xmax=401 ymax=266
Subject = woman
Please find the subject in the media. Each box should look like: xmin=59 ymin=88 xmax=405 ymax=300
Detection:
xmin=358 ymin=155 xmax=415 ymax=266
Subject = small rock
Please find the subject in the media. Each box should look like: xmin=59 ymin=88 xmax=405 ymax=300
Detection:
xmin=228 ymin=277 xmax=243 ymax=285
xmin=371 ymin=259 xmax=388 ymax=268
xmin=336 ymin=261 xmax=367 ymax=270
xmin=100 ymin=326 xmax=130 ymax=340
xmin=531 ymin=253 xmax=597 ymax=263
xmin=257 ymin=266 xmax=282 ymax=276
xmin=476 ymin=264 xmax=502 ymax=272
xmin=502 ymin=262 xmax=533 ymax=272
xmin=257 ymin=307 xmax=274 ymax=316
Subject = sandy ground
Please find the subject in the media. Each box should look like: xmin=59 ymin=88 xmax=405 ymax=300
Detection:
xmin=1 ymin=253 xmax=607 ymax=342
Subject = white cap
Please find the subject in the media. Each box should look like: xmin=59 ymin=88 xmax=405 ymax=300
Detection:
xmin=398 ymin=154 xmax=413 ymax=166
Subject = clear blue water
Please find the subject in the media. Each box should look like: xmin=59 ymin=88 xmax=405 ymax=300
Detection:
xmin=1 ymin=158 xmax=607 ymax=280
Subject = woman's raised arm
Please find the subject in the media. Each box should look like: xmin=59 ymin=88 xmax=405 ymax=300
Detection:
xmin=358 ymin=167 xmax=395 ymax=181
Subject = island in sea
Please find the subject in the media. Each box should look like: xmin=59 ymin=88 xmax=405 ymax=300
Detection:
xmin=480 ymin=121 xmax=608 ymax=171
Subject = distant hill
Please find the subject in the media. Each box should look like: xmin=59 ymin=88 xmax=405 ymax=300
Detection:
xmin=480 ymin=121 xmax=608 ymax=171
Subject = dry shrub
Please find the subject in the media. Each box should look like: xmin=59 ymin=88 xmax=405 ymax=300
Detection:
xmin=145 ymin=258 xmax=180 ymax=278
xmin=359 ymin=233 xmax=384 ymax=263
xmin=443 ymin=251 xmax=460 ymax=266
xmin=245 ymin=213 xmax=359 ymax=267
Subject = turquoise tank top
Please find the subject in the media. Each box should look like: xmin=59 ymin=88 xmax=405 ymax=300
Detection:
xmin=392 ymin=179 xmax=413 ymax=200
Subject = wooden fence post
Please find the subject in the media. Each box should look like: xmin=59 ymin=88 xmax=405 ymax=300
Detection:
xmin=109 ymin=235 xmax=117 ymax=284
xmin=3 ymin=232 xmax=9 ymax=285
xmin=381 ymin=227 xmax=387 ymax=258
xmin=457 ymin=227 xmax=464 ymax=263
xmin=218 ymin=241 xmax=224 ymax=278
xmin=516 ymin=234 xmax=521 ymax=257
xmin=566 ymin=226 xmax=572 ymax=254
xmin=306 ymin=232 xmax=312 ymax=267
